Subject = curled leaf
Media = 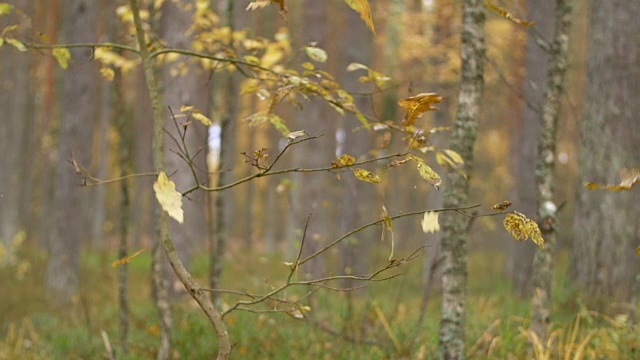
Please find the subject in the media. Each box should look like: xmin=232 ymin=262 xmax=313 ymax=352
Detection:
xmin=5 ymin=37 xmax=26 ymax=51
xmin=112 ymin=249 xmax=145 ymax=267
xmin=353 ymin=168 xmax=381 ymax=183
xmin=153 ymin=172 xmax=184 ymax=224
xmin=584 ymin=167 xmax=640 ymax=191
xmin=503 ymin=212 xmax=544 ymax=249
xmin=398 ymin=93 xmax=445 ymax=126
xmin=417 ymin=162 xmax=442 ymax=189
xmin=485 ymin=0 xmax=534 ymax=27
xmin=334 ymin=154 xmax=356 ymax=167
xmin=305 ymin=46 xmax=327 ymax=63
xmin=100 ymin=67 xmax=115 ymax=81
xmin=287 ymin=130 xmax=306 ymax=140
xmin=491 ymin=201 xmax=512 ymax=211
xmin=343 ymin=0 xmax=375 ymax=34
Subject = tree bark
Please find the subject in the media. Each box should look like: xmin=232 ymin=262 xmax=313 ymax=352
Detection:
xmin=129 ymin=1 xmax=231 ymax=359
xmin=529 ymin=0 xmax=571 ymax=341
xmin=570 ymin=0 xmax=640 ymax=304
xmin=506 ymin=0 xmax=556 ymax=298
xmin=46 ymin=0 xmax=98 ymax=305
xmin=438 ymin=0 xmax=485 ymax=358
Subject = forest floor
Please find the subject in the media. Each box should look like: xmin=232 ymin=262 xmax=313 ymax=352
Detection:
xmin=1 ymin=245 xmax=638 ymax=359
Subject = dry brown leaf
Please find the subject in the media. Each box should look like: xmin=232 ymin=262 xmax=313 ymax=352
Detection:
xmin=398 ymin=93 xmax=445 ymax=126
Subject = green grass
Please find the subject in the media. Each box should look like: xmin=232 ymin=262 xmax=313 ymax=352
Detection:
xmin=1 ymin=246 xmax=638 ymax=359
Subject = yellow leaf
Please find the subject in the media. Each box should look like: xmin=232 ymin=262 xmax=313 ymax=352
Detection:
xmin=111 ymin=249 xmax=145 ymax=267
xmin=637 ymin=246 xmax=640 ymax=256
xmin=0 ymin=3 xmax=14 ymax=16
xmin=584 ymin=167 xmax=640 ymax=192
xmin=287 ymin=130 xmax=306 ymax=140
xmin=503 ymin=212 xmax=544 ymax=249
xmin=343 ymin=0 xmax=375 ymax=34
xmin=305 ymin=46 xmax=327 ymax=63
xmin=0 ymin=37 xmax=4 ymax=47
xmin=336 ymin=154 xmax=356 ymax=167
xmin=53 ymin=48 xmax=71 ymax=69
xmin=491 ymin=201 xmax=512 ymax=211
xmin=100 ymin=67 xmax=115 ymax=81
xmin=443 ymin=149 xmax=464 ymax=165
xmin=180 ymin=105 xmax=195 ymax=112
xmin=154 ymin=171 xmax=184 ymax=223
xmin=5 ymin=37 xmax=26 ymax=51
xmin=485 ymin=0 xmax=534 ymax=27
xmin=397 ymin=93 xmax=445 ymax=126
xmin=421 ymin=211 xmax=440 ymax=234
xmin=191 ymin=110 xmax=212 ymax=126
xmin=382 ymin=205 xmax=393 ymax=230
xmin=417 ymin=162 xmax=441 ymax=189
xmin=353 ymin=168 xmax=381 ymax=183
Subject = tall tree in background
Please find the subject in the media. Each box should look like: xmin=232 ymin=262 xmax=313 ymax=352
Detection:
xmin=438 ymin=0 xmax=485 ymax=358
xmin=506 ymin=0 xmax=555 ymax=297
xmin=289 ymin=0 xmax=333 ymax=277
xmin=339 ymin=2 xmax=375 ymax=287
xmin=161 ymin=0 xmax=209 ymax=281
xmin=0 ymin=0 xmax=33 ymax=264
xmin=45 ymin=0 xmax=98 ymax=305
xmin=529 ymin=0 xmax=571 ymax=341
xmin=571 ymin=0 xmax=640 ymax=303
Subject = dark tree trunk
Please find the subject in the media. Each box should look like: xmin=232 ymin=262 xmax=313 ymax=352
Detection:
xmin=46 ymin=0 xmax=98 ymax=305
xmin=570 ymin=0 xmax=640 ymax=304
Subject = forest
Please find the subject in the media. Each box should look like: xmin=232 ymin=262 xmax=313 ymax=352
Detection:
xmin=0 ymin=0 xmax=639 ymax=359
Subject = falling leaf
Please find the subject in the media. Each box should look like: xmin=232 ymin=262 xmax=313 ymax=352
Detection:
xmin=343 ymin=0 xmax=375 ymax=34
xmin=637 ymin=246 xmax=640 ymax=256
xmin=485 ymin=0 xmax=534 ymax=27
xmin=491 ymin=201 xmax=512 ymax=211
xmin=53 ymin=48 xmax=71 ymax=69
xmin=584 ymin=167 xmax=640 ymax=191
xmin=246 ymin=0 xmax=270 ymax=11
xmin=503 ymin=212 xmax=544 ymax=249
xmin=100 ymin=67 xmax=115 ymax=81
xmin=287 ymin=130 xmax=306 ymax=140
xmin=398 ymin=93 xmax=445 ymax=126
xmin=305 ymin=46 xmax=327 ymax=63
xmin=353 ymin=168 xmax=381 ymax=183
xmin=112 ymin=249 xmax=145 ymax=267
xmin=153 ymin=171 xmax=184 ymax=224
xmin=180 ymin=105 xmax=194 ymax=112
xmin=417 ymin=162 xmax=442 ymax=189
xmin=421 ymin=211 xmax=440 ymax=234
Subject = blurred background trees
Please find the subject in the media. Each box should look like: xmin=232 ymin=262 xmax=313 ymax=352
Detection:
xmin=0 ymin=0 xmax=639 ymax=358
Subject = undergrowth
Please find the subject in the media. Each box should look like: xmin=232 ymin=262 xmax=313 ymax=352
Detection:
xmin=1 ymin=246 xmax=638 ymax=359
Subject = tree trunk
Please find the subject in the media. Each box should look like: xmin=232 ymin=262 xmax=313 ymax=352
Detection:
xmin=506 ymin=0 xmax=556 ymax=298
xmin=46 ymin=0 xmax=98 ymax=305
xmin=160 ymin=0 xmax=209 ymax=285
xmin=130 ymin=1 xmax=231 ymax=359
xmin=437 ymin=0 xmax=485 ymax=358
xmin=570 ymin=0 xmax=640 ymax=304
xmin=529 ymin=0 xmax=571 ymax=341
xmin=339 ymin=0 xmax=375 ymax=287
